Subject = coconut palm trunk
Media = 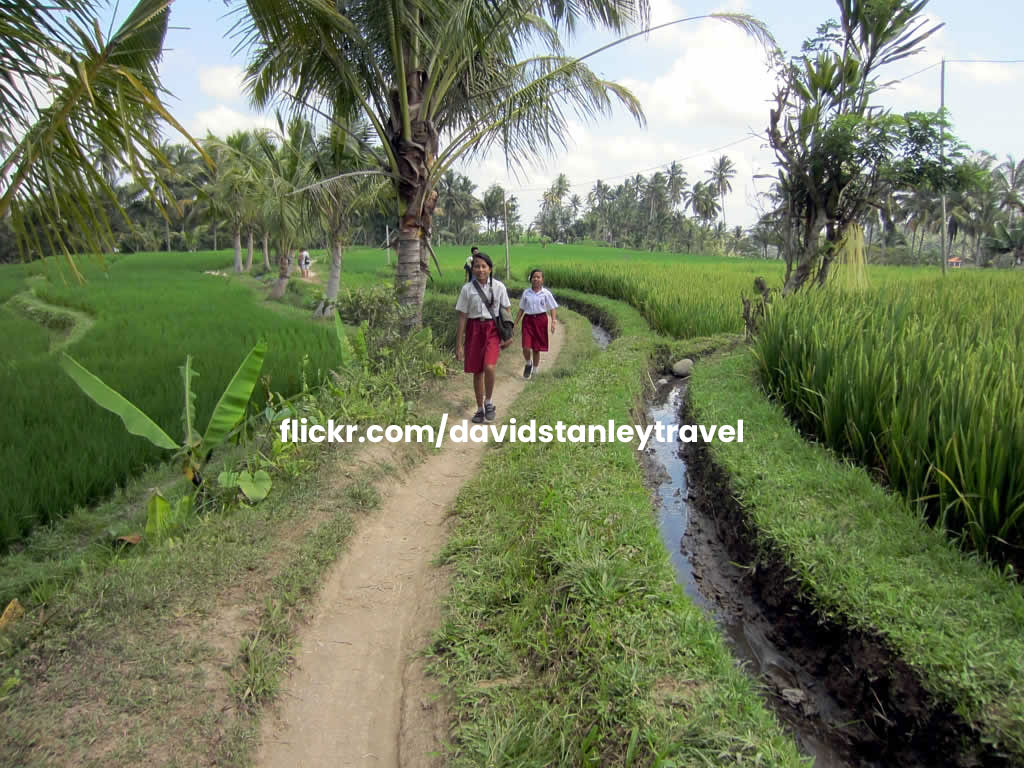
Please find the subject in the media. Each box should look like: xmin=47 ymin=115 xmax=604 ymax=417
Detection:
xmin=269 ymin=245 xmax=291 ymax=299
xmin=233 ymin=228 xmax=243 ymax=272
xmin=315 ymin=236 xmax=344 ymax=318
xmin=326 ymin=241 xmax=343 ymax=297
xmin=390 ymin=76 xmax=439 ymax=330
xmin=245 ymin=230 xmax=254 ymax=271
xmin=262 ymin=233 xmax=270 ymax=270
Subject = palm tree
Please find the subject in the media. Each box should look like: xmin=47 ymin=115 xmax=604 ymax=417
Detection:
xmin=706 ymin=154 xmax=736 ymax=230
xmin=452 ymin=174 xmax=481 ymax=239
xmin=994 ymin=155 xmax=1024 ymax=224
xmin=947 ymin=154 xmax=1000 ymax=265
xmin=690 ymin=180 xmax=720 ymax=250
xmin=1 ymin=0 xmax=203 ymax=271
xmin=252 ymin=118 xmax=317 ymax=299
xmin=435 ymin=171 xmax=459 ymax=242
xmin=309 ymin=118 xmax=391 ymax=316
xmin=568 ymin=194 xmax=583 ymax=225
xmin=547 ymin=174 xmax=572 ymax=208
xmin=666 ymin=161 xmax=688 ymax=211
xmin=235 ymin=0 xmax=772 ymax=328
xmin=482 ymin=185 xmax=506 ymax=232
xmin=896 ymin=182 xmax=940 ymax=264
xmin=984 ymin=220 xmax=1024 ymax=266
xmin=644 ymin=172 xmax=668 ymax=247
xmin=587 ymin=179 xmax=612 ymax=241
xmin=503 ymin=194 xmax=521 ymax=241
xmin=205 ymin=130 xmax=262 ymax=272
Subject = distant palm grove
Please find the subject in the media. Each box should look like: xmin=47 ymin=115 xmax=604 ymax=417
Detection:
xmin=4 ymin=137 xmax=1020 ymax=271
xmin=2 ymin=0 xmax=1021 ymax=283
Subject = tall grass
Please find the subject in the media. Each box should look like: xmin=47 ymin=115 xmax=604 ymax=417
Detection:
xmin=752 ymin=273 xmax=1024 ymax=562
xmin=0 ymin=251 xmax=339 ymax=548
xmin=538 ymin=260 xmax=785 ymax=337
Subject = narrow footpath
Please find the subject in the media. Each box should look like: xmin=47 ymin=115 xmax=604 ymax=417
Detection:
xmin=257 ymin=322 xmax=566 ymax=768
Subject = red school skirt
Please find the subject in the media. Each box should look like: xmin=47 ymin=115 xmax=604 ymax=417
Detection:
xmin=521 ymin=312 xmax=549 ymax=351
xmin=464 ymin=317 xmax=500 ymax=373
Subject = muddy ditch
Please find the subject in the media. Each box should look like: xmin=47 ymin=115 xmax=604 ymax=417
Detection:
xmin=640 ymin=376 xmax=1009 ymax=768
xmin=591 ymin=324 xmax=612 ymax=349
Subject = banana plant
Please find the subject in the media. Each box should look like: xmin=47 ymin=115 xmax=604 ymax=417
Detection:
xmin=60 ymin=342 xmax=267 ymax=486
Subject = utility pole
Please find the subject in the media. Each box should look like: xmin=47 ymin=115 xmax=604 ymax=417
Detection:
xmin=503 ymin=189 xmax=511 ymax=280
xmin=940 ymin=58 xmax=948 ymax=276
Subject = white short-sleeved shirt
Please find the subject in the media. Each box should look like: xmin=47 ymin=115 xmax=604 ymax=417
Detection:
xmin=519 ymin=287 xmax=558 ymax=315
xmin=456 ymin=277 xmax=511 ymax=320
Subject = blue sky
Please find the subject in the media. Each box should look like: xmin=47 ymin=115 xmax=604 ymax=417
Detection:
xmin=151 ymin=0 xmax=1023 ymax=229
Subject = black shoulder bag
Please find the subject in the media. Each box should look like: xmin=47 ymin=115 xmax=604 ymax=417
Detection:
xmin=471 ymin=279 xmax=515 ymax=342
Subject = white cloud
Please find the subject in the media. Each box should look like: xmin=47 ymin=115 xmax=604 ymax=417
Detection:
xmin=189 ymin=105 xmax=277 ymax=138
xmin=449 ymin=7 xmax=1023 ymax=233
xmin=456 ymin=11 xmax=779 ymax=230
xmin=954 ymin=60 xmax=1015 ymax=85
xmin=198 ymin=66 xmax=246 ymax=103
xmin=456 ymin=118 xmax=775 ymax=230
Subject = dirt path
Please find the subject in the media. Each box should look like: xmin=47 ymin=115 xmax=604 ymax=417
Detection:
xmin=257 ymin=322 xmax=565 ymax=768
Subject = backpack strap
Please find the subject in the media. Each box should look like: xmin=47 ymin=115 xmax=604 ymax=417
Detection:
xmin=470 ymin=279 xmax=498 ymax=323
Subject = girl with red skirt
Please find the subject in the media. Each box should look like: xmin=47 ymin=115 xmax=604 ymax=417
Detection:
xmin=514 ymin=269 xmax=558 ymax=379
xmin=455 ymin=252 xmax=513 ymax=423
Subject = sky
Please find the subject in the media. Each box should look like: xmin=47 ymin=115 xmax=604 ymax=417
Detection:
xmin=152 ymin=0 xmax=1024 ymax=231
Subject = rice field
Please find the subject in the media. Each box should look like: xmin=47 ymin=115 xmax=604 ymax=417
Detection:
xmin=6 ymin=242 xmax=1022 ymax=563
xmin=456 ymin=246 xmax=1024 ymax=562
xmin=0 ymin=251 xmax=339 ymax=548
xmin=751 ymin=273 xmax=1024 ymax=562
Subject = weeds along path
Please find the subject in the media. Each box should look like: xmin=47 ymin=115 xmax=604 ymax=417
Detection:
xmin=258 ymin=323 xmax=566 ymax=768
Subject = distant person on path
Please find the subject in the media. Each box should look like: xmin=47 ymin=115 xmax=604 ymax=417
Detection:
xmin=464 ymin=246 xmax=479 ymax=282
xmin=299 ymin=249 xmax=311 ymax=278
xmin=456 ymin=251 xmax=513 ymax=423
xmin=514 ymin=269 xmax=558 ymax=379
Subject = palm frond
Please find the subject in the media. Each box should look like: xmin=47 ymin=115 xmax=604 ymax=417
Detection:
xmin=709 ymin=12 xmax=777 ymax=54
xmin=1 ymin=0 xmax=205 ymax=266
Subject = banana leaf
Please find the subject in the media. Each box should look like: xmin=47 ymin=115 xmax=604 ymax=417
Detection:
xmin=61 ymin=353 xmax=178 ymax=450
xmin=200 ymin=341 xmax=267 ymax=456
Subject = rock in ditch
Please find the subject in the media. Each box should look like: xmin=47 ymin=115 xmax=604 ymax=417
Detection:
xmin=671 ymin=358 xmax=694 ymax=378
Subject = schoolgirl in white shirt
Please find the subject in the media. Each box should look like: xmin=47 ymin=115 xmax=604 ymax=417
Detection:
xmin=455 ymin=252 xmax=513 ymax=423
xmin=514 ymin=269 xmax=558 ymax=379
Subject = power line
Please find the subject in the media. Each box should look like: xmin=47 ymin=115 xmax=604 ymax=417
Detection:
xmin=894 ymin=61 xmax=941 ymax=83
xmin=880 ymin=56 xmax=1024 ymax=89
xmin=946 ymin=58 xmax=1024 ymax=64
xmin=894 ymin=57 xmax=1024 ymax=86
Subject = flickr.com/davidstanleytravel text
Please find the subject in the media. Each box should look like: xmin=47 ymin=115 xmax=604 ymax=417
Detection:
xmin=278 ymin=416 xmax=744 ymax=452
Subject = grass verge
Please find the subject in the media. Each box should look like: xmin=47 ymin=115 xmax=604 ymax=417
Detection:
xmin=0 ymin=437 xmax=357 ymax=765
xmin=427 ymin=297 xmax=806 ymax=766
xmin=0 ymin=363 xmax=455 ymax=766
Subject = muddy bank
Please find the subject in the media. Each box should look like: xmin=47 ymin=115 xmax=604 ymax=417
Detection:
xmin=677 ymin=387 xmax=1011 ymax=768
xmin=642 ymin=380 xmax=849 ymax=767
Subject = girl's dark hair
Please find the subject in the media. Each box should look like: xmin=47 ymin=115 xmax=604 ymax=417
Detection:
xmin=529 ymin=269 xmax=543 ymax=280
xmin=472 ymin=252 xmax=494 ymax=270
